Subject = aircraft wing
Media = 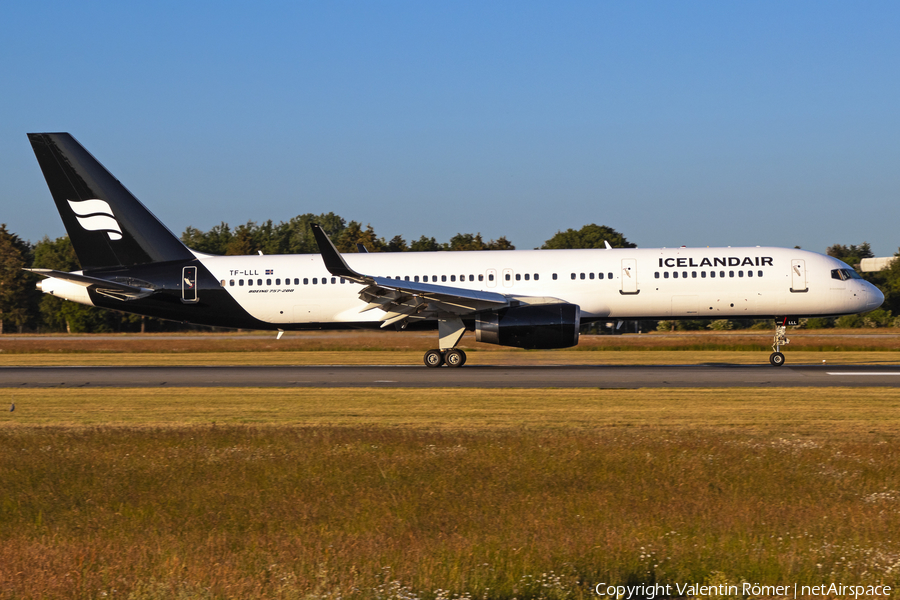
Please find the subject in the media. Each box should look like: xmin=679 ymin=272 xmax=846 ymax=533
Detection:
xmin=311 ymin=224 xmax=514 ymax=326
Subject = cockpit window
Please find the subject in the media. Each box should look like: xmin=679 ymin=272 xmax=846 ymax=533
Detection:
xmin=831 ymin=268 xmax=862 ymax=281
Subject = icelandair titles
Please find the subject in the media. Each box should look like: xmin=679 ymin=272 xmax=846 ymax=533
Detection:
xmin=658 ymin=256 xmax=774 ymax=268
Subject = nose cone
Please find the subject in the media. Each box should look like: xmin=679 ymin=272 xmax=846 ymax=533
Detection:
xmin=866 ymin=282 xmax=885 ymax=310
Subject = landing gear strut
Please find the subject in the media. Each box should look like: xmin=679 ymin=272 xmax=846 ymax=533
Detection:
xmin=769 ymin=320 xmax=790 ymax=367
xmin=423 ymin=348 xmax=467 ymax=368
xmin=423 ymin=315 xmax=469 ymax=368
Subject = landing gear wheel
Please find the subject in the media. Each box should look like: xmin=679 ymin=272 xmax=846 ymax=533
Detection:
xmin=445 ymin=349 xmax=466 ymax=368
xmin=769 ymin=352 xmax=785 ymax=367
xmin=424 ymin=349 xmax=444 ymax=368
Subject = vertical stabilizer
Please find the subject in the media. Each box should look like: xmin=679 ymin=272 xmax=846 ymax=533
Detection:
xmin=28 ymin=133 xmax=194 ymax=270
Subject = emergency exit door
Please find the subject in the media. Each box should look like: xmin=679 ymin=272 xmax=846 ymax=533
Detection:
xmin=182 ymin=266 xmax=198 ymax=303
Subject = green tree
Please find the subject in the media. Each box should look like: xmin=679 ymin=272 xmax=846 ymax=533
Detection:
xmin=385 ymin=235 xmax=407 ymax=252
xmin=875 ymin=248 xmax=900 ymax=316
xmin=32 ymin=235 xmax=119 ymax=333
xmin=826 ymin=243 xmax=874 ymax=269
xmin=0 ymin=225 xmax=36 ymax=333
xmin=336 ymin=222 xmax=385 ymax=253
xmin=541 ymin=224 xmax=635 ymax=249
xmin=409 ymin=235 xmax=442 ymax=252
xmin=447 ymin=233 xmax=516 ymax=251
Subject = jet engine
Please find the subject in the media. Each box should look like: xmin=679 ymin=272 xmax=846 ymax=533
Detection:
xmin=475 ymin=303 xmax=580 ymax=349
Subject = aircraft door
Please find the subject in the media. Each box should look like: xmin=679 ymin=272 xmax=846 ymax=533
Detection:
xmin=620 ymin=259 xmax=638 ymax=294
xmin=501 ymin=268 xmax=514 ymax=288
xmin=182 ymin=266 xmax=198 ymax=303
xmin=485 ymin=268 xmax=497 ymax=288
xmin=790 ymin=259 xmax=808 ymax=293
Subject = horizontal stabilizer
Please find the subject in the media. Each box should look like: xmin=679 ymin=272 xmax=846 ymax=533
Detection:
xmin=26 ymin=268 xmax=153 ymax=297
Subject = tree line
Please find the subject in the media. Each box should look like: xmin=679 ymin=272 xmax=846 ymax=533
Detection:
xmin=1 ymin=215 xmax=898 ymax=333
xmin=0 ymin=218 xmax=633 ymax=333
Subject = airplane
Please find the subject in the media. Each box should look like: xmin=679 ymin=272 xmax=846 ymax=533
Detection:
xmin=25 ymin=132 xmax=884 ymax=368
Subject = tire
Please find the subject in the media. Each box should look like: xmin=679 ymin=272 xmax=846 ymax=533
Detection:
xmin=445 ymin=349 xmax=465 ymax=368
xmin=769 ymin=352 xmax=785 ymax=367
xmin=424 ymin=349 xmax=444 ymax=368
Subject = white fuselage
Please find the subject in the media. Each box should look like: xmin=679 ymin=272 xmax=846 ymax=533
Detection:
xmin=186 ymin=246 xmax=880 ymax=326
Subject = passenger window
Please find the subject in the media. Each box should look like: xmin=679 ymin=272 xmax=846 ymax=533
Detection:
xmin=719 ymin=271 xmax=725 ymax=278
xmin=257 ymin=279 xmax=262 ymax=285
xmin=432 ymin=276 xmax=437 ymax=282
xmin=571 ymin=273 xmax=576 ymax=280
xmin=488 ymin=274 xmax=494 ymax=281
xmin=450 ymin=275 xmax=456 ymax=282
xmin=701 ymin=271 xmax=706 ymax=278
xmin=294 ymin=278 xmax=300 ymax=285
xmin=505 ymin=273 xmax=511 ymax=281
xmin=219 ymin=279 xmax=225 ymax=287
xmin=673 ymin=272 xmax=678 ymax=279
xmin=747 ymin=270 xmax=753 ymax=277
xmin=275 ymin=278 xmax=280 ymax=285
xmin=534 ymin=274 xmax=540 ymax=281
xmin=758 ymin=270 xmax=763 ymax=277
xmin=331 ymin=277 xmax=336 ymax=284
xmin=340 ymin=278 xmax=345 ymax=284
xmin=239 ymin=279 xmax=244 ymax=286
xmin=664 ymin=272 xmax=669 ymax=279
xmin=589 ymin=273 xmax=594 ymax=280
xmin=469 ymin=275 xmax=475 ymax=281
xmin=248 ymin=279 xmax=254 ymax=286
xmin=692 ymin=272 xmax=697 ymax=278
xmin=267 ymin=278 xmax=272 ymax=286
xmin=229 ymin=279 xmax=235 ymax=286
xmin=303 ymin=278 xmax=308 ymax=285
xmin=683 ymin=272 xmax=687 ymax=278
xmin=552 ymin=273 xmax=557 ymax=280
xmin=414 ymin=276 xmax=419 ymax=282
xmin=710 ymin=271 xmax=716 ymax=278
xmin=478 ymin=274 xmax=484 ymax=281
xmin=729 ymin=271 xmax=734 ymax=278
xmin=738 ymin=271 xmax=743 ymax=277
xmin=655 ymin=272 xmax=660 ymax=279
xmin=515 ymin=273 xmax=521 ymax=281
xmin=405 ymin=276 xmax=410 ymax=281
xmin=608 ymin=272 xmax=613 ymax=279
xmin=524 ymin=273 xmax=530 ymax=281
xmin=313 ymin=278 xmax=317 ymax=284
xmin=598 ymin=273 xmax=604 ymax=279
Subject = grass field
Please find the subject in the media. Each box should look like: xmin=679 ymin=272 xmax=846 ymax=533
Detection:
xmin=2 ymin=387 xmax=900 ymax=599
xmin=1 ymin=329 xmax=899 ymax=366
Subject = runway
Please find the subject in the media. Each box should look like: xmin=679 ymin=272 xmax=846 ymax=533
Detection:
xmin=3 ymin=364 xmax=900 ymax=388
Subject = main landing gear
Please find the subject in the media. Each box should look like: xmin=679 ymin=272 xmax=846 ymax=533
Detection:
xmin=424 ymin=316 xmax=468 ymax=368
xmin=769 ymin=319 xmax=790 ymax=367
xmin=423 ymin=348 xmax=467 ymax=368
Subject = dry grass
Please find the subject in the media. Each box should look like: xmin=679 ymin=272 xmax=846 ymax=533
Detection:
xmin=2 ymin=388 xmax=900 ymax=599
xmin=1 ymin=328 xmax=899 ymax=356
xmin=2 ymin=387 xmax=900 ymax=434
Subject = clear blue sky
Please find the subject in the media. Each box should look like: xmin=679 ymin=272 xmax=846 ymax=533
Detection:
xmin=2 ymin=1 xmax=899 ymax=254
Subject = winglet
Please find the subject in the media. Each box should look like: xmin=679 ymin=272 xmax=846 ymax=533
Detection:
xmin=310 ymin=224 xmax=366 ymax=282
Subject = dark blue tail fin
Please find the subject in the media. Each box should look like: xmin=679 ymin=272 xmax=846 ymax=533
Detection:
xmin=28 ymin=133 xmax=194 ymax=271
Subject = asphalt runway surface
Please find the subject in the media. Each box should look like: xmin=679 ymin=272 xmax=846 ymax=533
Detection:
xmin=2 ymin=364 xmax=900 ymax=388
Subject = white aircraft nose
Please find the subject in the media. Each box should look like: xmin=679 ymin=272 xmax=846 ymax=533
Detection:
xmin=866 ymin=283 xmax=885 ymax=310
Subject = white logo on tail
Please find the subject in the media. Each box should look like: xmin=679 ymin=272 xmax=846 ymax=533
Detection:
xmin=67 ymin=199 xmax=123 ymax=240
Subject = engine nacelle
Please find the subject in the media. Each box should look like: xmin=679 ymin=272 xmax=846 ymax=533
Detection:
xmin=476 ymin=303 xmax=580 ymax=349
